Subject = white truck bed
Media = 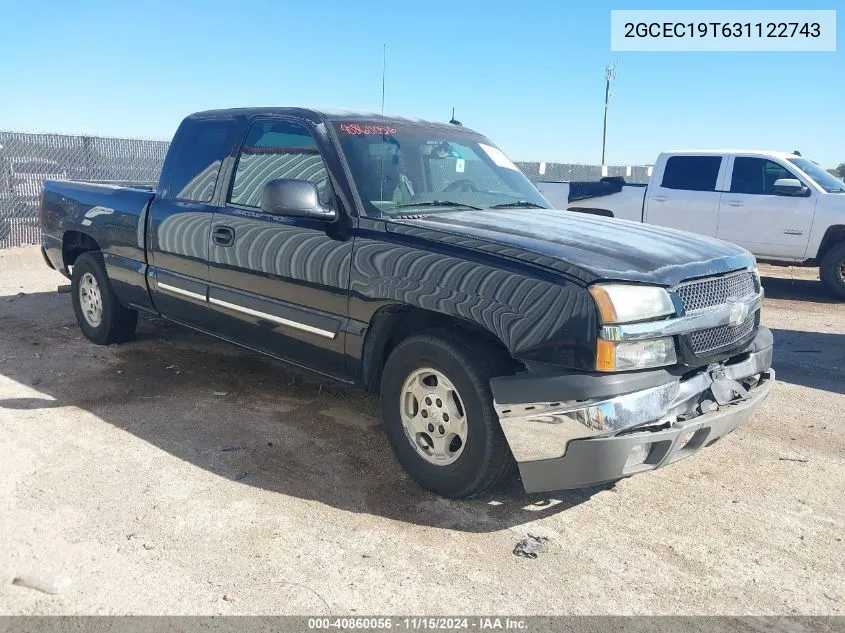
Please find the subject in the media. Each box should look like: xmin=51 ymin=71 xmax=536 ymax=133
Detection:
xmin=537 ymin=181 xmax=646 ymax=223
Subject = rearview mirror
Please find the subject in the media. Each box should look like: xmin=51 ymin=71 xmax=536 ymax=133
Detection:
xmin=260 ymin=179 xmax=337 ymax=221
xmin=773 ymin=178 xmax=809 ymax=197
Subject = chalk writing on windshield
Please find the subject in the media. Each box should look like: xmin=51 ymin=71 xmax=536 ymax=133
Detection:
xmin=339 ymin=123 xmax=397 ymax=136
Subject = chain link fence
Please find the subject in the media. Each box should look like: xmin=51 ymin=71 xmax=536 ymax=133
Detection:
xmin=515 ymin=161 xmax=651 ymax=185
xmin=0 ymin=131 xmax=168 ymax=248
xmin=0 ymin=130 xmax=650 ymax=249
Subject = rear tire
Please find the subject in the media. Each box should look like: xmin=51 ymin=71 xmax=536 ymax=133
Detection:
xmin=819 ymin=242 xmax=845 ymax=300
xmin=71 ymin=252 xmax=138 ymax=345
xmin=380 ymin=329 xmax=515 ymax=499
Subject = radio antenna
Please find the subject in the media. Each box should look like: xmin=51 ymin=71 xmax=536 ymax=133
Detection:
xmin=381 ymin=44 xmax=387 ymax=118
xmin=379 ymin=43 xmax=387 ymax=201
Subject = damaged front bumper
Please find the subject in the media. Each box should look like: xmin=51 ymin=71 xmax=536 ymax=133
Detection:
xmin=491 ymin=327 xmax=774 ymax=493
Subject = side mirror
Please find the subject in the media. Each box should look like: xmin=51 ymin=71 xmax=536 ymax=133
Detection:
xmin=773 ymin=178 xmax=809 ymax=197
xmin=260 ymin=179 xmax=337 ymax=221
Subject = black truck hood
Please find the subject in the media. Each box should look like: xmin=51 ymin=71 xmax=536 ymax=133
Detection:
xmin=387 ymin=209 xmax=755 ymax=286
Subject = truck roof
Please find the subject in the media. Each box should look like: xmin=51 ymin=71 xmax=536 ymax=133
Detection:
xmin=187 ymin=107 xmax=481 ymax=135
xmin=661 ymin=149 xmax=804 ymax=160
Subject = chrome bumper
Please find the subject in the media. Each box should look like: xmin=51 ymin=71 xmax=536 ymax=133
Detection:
xmin=493 ymin=333 xmax=774 ymax=492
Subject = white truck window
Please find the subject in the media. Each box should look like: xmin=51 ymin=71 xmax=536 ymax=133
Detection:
xmin=730 ymin=158 xmax=793 ymax=195
xmin=661 ymin=156 xmax=721 ymax=192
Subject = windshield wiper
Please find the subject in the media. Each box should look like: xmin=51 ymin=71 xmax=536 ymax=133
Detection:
xmin=489 ymin=201 xmax=547 ymax=209
xmin=393 ymin=200 xmax=483 ymax=210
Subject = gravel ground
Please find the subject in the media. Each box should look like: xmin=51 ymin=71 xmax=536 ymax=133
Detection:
xmin=0 ymin=247 xmax=842 ymax=615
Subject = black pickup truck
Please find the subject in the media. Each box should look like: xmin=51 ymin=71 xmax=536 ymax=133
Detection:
xmin=40 ymin=108 xmax=774 ymax=498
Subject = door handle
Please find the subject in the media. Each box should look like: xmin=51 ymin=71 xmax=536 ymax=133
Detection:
xmin=723 ymin=201 xmax=744 ymax=207
xmin=212 ymin=225 xmax=235 ymax=247
xmin=651 ymin=196 xmax=668 ymax=202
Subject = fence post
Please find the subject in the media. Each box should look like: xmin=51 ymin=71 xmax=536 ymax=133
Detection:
xmin=83 ymin=135 xmax=92 ymax=179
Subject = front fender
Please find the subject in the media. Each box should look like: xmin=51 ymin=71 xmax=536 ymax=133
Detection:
xmin=347 ymin=221 xmax=598 ymax=370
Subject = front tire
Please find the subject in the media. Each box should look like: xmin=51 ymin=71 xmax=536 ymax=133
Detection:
xmin=820 ymin=242 xmax=845 ymax=300
xmin=71 ymin=252 xmax=138 ymax=345
xmin=380 ymin=329 xmax=515 ymax=498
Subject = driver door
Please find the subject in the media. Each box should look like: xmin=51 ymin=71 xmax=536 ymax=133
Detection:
xmin=206 ymin=117 xmax=353 ymax=377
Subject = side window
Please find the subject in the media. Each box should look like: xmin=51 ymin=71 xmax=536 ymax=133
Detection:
xmin=730 ymin=158 xmax=796 ymax=195
xmin=661 ymin=156 xmax=722 ymax=192
xmin=764 ymin=160 xmax=795 ymax=192
xmin=229 ymin=120 xmax=330 ymax=208
xmin=169 ymin=120 xmax=235 ymax=202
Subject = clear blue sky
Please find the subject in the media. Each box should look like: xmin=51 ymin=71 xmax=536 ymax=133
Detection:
xmin=0 ymin=0 xmax=841 ymax=167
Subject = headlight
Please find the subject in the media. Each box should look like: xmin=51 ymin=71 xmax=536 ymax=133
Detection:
xmin=590 ymin=283 xmax=677 ymax=371
xmin=588 ymin=283 xmax=674 ymax=324
xmin=596 ymin=338 xmax=677 ymax=372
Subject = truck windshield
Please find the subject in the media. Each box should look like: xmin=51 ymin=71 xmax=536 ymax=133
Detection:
xmin=788 ymin=157 xmax=845 ymax=193
xmin=332 ymin=121 xmax=550 ymax=215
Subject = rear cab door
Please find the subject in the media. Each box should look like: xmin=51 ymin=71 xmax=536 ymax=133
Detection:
xmin=643 ymin=153 xmax=727 ymax=236
xmin=717 ymin=154 xmax=816 ymax=259
xmin=146 ymin=113 xmax=239 ymax=330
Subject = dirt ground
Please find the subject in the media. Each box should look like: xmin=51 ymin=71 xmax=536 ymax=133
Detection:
xmin=0 ymin=246 xmax=842 ymax=615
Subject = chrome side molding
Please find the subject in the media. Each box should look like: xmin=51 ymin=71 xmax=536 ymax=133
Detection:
xmin=156 ymin=279 xmax=336 ymax=340
xmin=208 ymin=297 xmax=336 ymax=339
xmin=157 ymin=282 xmax=207 ymax=302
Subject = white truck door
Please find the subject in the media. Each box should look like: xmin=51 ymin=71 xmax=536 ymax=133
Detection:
xmin=717 ymin=155 xmax=816 ymax=259
xmin=643 ymin=154 xmax=724 ymax=237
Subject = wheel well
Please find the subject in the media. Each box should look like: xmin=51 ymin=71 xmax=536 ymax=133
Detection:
xmin=817 ymin=225 xmax=845 ymax=262
xmin=62 ymin=230 xmax=101 ymax=271
xmin=361 ymin=305 xmax=521 ymax=392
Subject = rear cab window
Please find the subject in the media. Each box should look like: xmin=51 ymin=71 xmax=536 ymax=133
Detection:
xmin=163 ymin=118 xmax=237 ymax=202
xmin=661 ymin=156 xmax=722 ymax=192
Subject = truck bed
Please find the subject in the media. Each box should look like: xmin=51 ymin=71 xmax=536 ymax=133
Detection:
xmin=538 ymin=180 xmax=646 ymax=222
xmin=41 ymin=179 xmax=157 ymax=311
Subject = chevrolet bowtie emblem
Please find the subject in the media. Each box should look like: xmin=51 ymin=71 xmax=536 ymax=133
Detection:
xmin=726 ymin=297 xmax=749 ymax=327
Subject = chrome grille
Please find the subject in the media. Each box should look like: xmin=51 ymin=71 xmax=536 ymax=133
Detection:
xmin=688 ymin=313 xmax=757 ymax=355
xmin=675 ymin=270 xmax=756 ymax=313
xmin=674 ymin=270 xmax=760 ymax=357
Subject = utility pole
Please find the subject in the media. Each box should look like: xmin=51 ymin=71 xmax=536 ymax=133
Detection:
xmin=601 ymin=62 xmax=618 ymax=167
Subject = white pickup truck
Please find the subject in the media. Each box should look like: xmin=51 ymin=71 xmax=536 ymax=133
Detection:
xmin=538 ymin=150 xmax=845 ymax=298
